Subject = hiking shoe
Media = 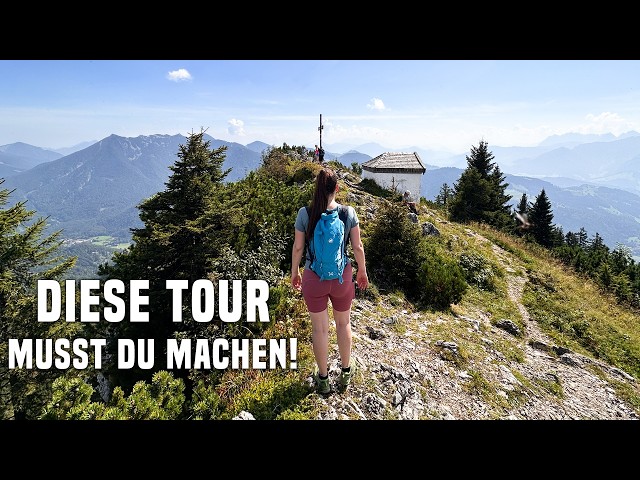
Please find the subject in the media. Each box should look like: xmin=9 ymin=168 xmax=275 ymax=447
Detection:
xmin=339 ymin=363 xmax=357 ymax=387
xmin=314 ymin=370 xmax=331 ymax=394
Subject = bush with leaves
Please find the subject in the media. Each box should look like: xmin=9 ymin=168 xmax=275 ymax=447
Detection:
xmin=259 ymin=144 xmax=317 ymax=183
xmin=458 ymin=252 xmax=498 ymax=291
xmin=415 ymin=241 xmax=468 ymax=310
xmin=189 ymin=378 xmax=223 ymax=420
xmin=209 ymin=225 xmax=287 ymax=339
xmin=364 ymin=201 xmax=423 ymax=297
xmin=223 ymin=168 xmax=313 ymax=273
xmin=222 ymin=371 xmax=312 ymax=420
xmin=41 ymin=371 xmax=186 ymax=420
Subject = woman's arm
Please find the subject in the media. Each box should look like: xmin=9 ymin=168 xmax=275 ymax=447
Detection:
xmin=349 ymin=224 xmax=369 ymax=290
xmin=290 ymin=229 xmax=306 ymax=291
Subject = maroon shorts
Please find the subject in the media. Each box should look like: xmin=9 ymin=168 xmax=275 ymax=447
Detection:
xmin=302 ymin=262 xmax=355 ymax=313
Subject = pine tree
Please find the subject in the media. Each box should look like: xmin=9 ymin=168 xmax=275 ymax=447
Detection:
xmin=97 ymin=129 xmax=231 ymax=392
xmin=584 ymin=232 xmax=610 ymax=272
xmin=0 ymin=179 xmax=76 ymax=419
xmin=588 ymin=232 xmax=608 ymax=254
xmin=610 ymin=243 xmax=633 ymax=275
xmin=448 ymin=140 xmax=511 ymax=229
xmin=528 ymin=189 xmax=555 ymax=247
xmin=487 ymin=164 xmax=513 ymax=229
xmin=565 ymin=231 xmax=579 ymax=247
xmin=434 ymin=183 xmax=454 ymax=208
xmin=577 ymin=227 xmax=589 ymax=248
xmin=448 ymin=167 xmax=488 ymax=223
xmin=517 ymin=193 xmax=528 ymax=213
xmin=511 ymin=192 xmax=530 ymax=236
xmin=466 ymin=139 xmax=495 ymax=177
xmin=550 ymin=224 xmax=565 ymax=248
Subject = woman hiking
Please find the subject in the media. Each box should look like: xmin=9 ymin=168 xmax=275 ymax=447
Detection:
xmin=290 ymin=167 xmax=369 ymax=394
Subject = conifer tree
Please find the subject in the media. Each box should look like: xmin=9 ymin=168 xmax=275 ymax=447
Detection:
xmin=528 ymin=188 xmax=555 ymax=247
xmin=466 ymin=139 xmax=495 ymax=176
xmin=517 ymin=193 xmax=528 ymax=213
xmin=610 ymin=243 xmax=633 ymax=275
xmin=487 ymin=164 xmax=513 ymax=229
xmin=577 ymin=227 xmax=589 ymax=248
xmin=97 ymin=129 xmax=231 ymax=392
xmin=550 ymin=224 xmax=565 ymax=248
xmin=0 ymin=179 xmax=76 ymax=419
xmin=435 ymin=183 xmax=454 ymax=208
xmin=564 ymin=231 xmax=577 ymax=246
xmin=449 ymin=167 xmax=487 ymax=223
xmin=588 ymin=232 xmax=608 ymax=254
xmin=448 ymin=140 xmax=512 ymax=229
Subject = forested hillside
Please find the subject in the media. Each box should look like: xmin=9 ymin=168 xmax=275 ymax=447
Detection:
xmin=1 ymin=132 xmax=638 ymax=421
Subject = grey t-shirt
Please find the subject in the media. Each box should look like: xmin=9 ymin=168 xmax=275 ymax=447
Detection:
xmin=294 ymin=203 xmax=359 ymax=269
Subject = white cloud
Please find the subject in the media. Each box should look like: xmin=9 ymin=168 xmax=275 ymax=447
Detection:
xmin=367 ymin=98 xmax=386 ymax=111
xmin=323 ymin=120 xmax=392 ymax=145
xmin=166 ymin=69 xmax=193 ymax=82
xmin=582 ymin=111 xmax=634 ymax=135
xmin=228 ymin=118 xmax=245 ymax=136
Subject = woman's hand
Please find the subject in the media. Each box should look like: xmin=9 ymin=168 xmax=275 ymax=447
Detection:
xmin=356 ymin=269 xmax=369 ymax=290
xmin=291 ymin=271 xmax=302 ymax=291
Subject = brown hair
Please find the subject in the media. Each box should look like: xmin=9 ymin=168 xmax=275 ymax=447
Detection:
xmin=306 ymin=167 xmax=338 ymax=241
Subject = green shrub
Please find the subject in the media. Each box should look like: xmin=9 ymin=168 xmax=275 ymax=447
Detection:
xmin=189 ymin=379 xmax=223 ymax=420
xmin=225 ymin=373 xmax=311 ymax=420
xmin=365 ymin=201 xmax=422 ymax=296
xmin=416 ymin=249 xmax=468 ymax=310
xmin=459 ymin=252 xmax=497 ymax=291
xmin=291 ymin=162 xmax=318 ymax=184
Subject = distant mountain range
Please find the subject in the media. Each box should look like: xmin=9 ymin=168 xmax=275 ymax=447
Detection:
xmin=1 ymin=134 xmax=265 ymax=239
xmin=0 ymin=142 xmax=64 ymax=177
xmin=423 ymin=167 xmax=640 ymax=259
xmin=1 ymin=131 xmax=639 ymax=262
xmin=328 ymin=130 xmax=640 ymax=198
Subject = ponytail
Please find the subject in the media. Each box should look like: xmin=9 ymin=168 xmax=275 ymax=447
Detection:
xmin=306 ymin=167 xmax=338 ymax=241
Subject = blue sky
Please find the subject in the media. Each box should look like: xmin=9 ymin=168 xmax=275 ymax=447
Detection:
xmin=2 ymin=59 xmax=640 ymax=154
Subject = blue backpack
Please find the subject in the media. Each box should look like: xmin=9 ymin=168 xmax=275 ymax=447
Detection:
xmin=306 ymin=205 xmax=349 ymax=283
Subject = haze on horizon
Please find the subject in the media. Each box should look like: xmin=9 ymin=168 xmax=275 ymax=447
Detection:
xmin=1 ymin=60 xmax=640 ymax=154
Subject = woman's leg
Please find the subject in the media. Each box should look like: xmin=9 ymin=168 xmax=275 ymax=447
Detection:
xmin=309 ymin=308 xmax=330 ymax=376
xmin=333 ymin=308 xmax=352 ymax=369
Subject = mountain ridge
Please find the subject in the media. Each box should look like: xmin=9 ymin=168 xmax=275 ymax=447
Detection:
xmin=2 ymin=130 xmax=639 ymax=269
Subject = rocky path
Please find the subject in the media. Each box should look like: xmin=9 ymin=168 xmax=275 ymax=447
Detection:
xmin=310 ymin=235 xmax=639 ymax=420
xmin=504 ymin=265 xmax=637 ymax=419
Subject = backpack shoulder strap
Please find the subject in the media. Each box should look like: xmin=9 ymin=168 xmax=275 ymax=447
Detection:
xmin=338 ymin=205 xmax=350 ymax=246
xmin=304 ymin=206 xmax=314 ymax=262
xmin=338 ymin=205 xmax=348 ymax=222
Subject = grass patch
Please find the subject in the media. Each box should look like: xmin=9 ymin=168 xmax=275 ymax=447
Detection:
xmin=607 ymin=378 xmax=640 ymax=415
xmin=523 ymin=265 xmax=640 ymax=380
xmin=532 ymin=372 xmax=564 ymax=398
xmin=491 ymin=337 xmax=526 ymax=363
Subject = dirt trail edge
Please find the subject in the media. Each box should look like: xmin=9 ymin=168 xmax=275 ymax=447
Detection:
xmin=310 ymin=232 xmax=639 ymax=420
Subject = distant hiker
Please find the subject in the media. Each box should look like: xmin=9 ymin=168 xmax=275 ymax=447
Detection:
xmin=314 ymin=145 xmax=320 ymax=162
xmin=403 ymin=190 xmax=417 ymax=214
xmin=318 ymin=146 xmax=325 ymax=163
xmin=290 ymin=167 xmax=369 ymax=394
